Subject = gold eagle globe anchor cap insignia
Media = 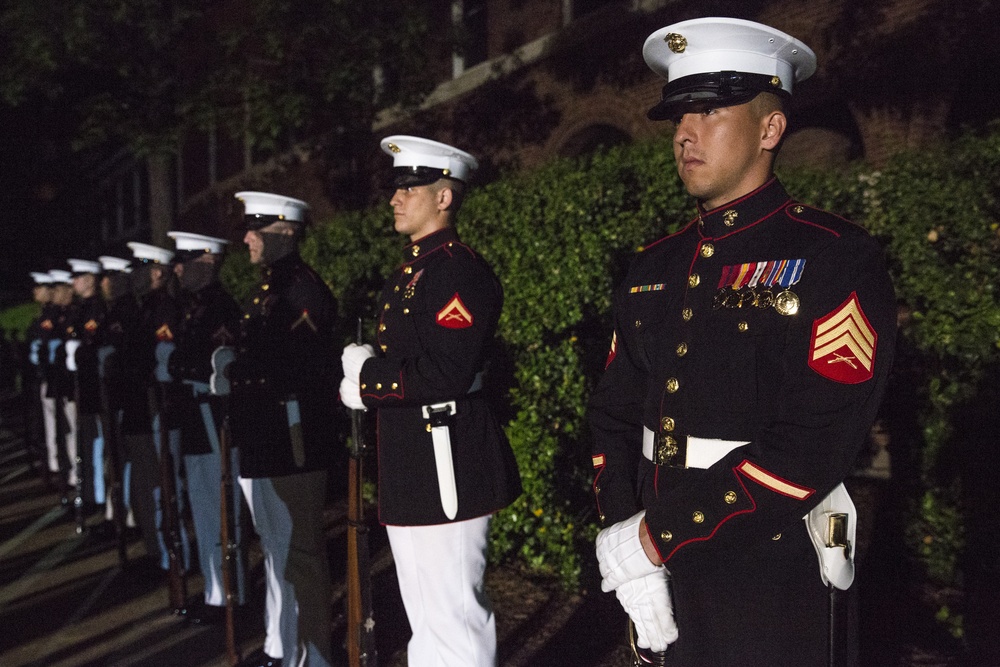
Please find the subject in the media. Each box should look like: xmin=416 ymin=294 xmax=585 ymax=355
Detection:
xmin=643 ymin=17 xmax=817 ymax=121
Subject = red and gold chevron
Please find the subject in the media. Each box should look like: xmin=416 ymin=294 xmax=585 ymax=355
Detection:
xmin=605 ymin=331 xmax=617 ymax=369
xmin=808 ymin=292 xmax=876 ymax=384
xmin=436 ymin=293 xmax=473 ymax=329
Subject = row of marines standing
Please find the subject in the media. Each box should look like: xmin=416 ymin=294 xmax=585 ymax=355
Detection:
xmin=22 ymin=133 xmax=524 ymax=667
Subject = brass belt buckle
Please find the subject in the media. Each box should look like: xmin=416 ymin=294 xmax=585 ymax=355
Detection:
xmin=654 ymin=434 xmax=680 ymax=466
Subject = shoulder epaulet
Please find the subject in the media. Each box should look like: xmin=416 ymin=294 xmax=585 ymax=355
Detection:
xmin=638 ymin=218 xmax=699 ymax=253
xmin=785 ymin=202 xmax=867 ymax=238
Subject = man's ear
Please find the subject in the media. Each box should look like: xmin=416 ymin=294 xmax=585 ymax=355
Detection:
xmin=761 ymin=110 xmax=787 ymax=151
xmin=437 ymin=186 xmax=454 ymax=211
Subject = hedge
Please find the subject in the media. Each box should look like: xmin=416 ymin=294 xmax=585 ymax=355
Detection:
xmin=276 ymin=124 xmax=999 ymax=602
xmin=6 ymin=123 xmax=997 ymax=618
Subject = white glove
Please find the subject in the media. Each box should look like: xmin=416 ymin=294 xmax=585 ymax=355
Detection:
xmin=210 ymin=346 xmax=236 ymax=396
xmin=65 ymin=339 xmax=82 ymax=372
xmin=616 ymin=570 xmax=678 ymax=651
xmin=29 ymin=339 xmax=42 ymax=366
xmin=341 ymin=343 xmax=375 ymax=384
xmin=154 ymin=341 xmax=175 ymax=382
xmin=596 ymin=510 xmax=662 ymax=593
xmin=339 ymin=376 xmax=366 ymax=411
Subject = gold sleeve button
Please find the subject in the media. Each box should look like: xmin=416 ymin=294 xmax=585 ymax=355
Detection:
xmin=375 ymin=383 xmax=382 ymax=390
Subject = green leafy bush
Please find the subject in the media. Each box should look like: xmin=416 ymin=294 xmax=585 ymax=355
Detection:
xmin=221 ymin=124 xmax=1000 ymax=596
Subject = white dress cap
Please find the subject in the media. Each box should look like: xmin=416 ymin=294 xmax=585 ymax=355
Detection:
xmin=235 ymin=191 xmax=310 ymax=224
xmin=643 ymin=18 xmax=816 ymax=119
xmin=68 ymin=258 xmax=102 ymax=275
xmin=31 ymin=271 xmax=54 ymax=284
xmin=380 ymin=135 xmax=479 ymax=185
xmin=48 ymin=269 xmax=73 ymax=284
xmin=168 ymin=231 xmax=229 ymax=255
xmin=99 ymin=256 xmax=132 ymax=273
xmin=127 ymin=242 xmax=176 ymax=264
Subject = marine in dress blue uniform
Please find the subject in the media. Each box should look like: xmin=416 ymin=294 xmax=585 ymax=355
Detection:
xmin=165 ymin=231 xmax=246 ymax=623
xmin=27 ymin=272 xmax=60 ymax=490
xmin=590 ymin=19 xmax=897 ymax=666
xmin=128 ymin=242 xmax=192 ymax=573
xmin=224 ymin=191 xmax=338 ymax=667
xmin=65 ymin=259 xmax=109 ymax=521
xmin=46 ymin=270 xmax=79 ymax=495
xmin=340 ymin=136 xmax=522 ymax=667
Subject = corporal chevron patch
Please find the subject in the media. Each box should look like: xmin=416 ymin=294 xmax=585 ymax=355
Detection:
xmin=436 ymin=293 xmax=473 ymax=329
xmin=155 ymin=323 xmax=174 ymax=342
xmin=808 ymin=291 xmax=876 ymax=384
xmin=605 ymin=331 xmax=617 ymax=369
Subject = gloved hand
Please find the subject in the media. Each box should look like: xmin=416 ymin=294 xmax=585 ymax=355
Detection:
xmin=47 ymin=339 xmax=62 ymax=365
xmin=210 ymin=346 xmax=236 ymax=396
xmin=596 ymin=510 xmax=662 ymax=593
xmin=339 ymin=376 xmax=366 ymax=411
xmin=341 ymin=343 xmax=375 ymax=384
xmin=65 ymin=339 xmax=82 ymax=372
xmin=154 ymin=341 xmax=175 ymax=382
xmin=97 ymin=345 xmax=115 ymax=379
xmin=616 ymin=570 xmax=678 ymax=651
xmin=29 ymin=339 xmax=42 ymax=366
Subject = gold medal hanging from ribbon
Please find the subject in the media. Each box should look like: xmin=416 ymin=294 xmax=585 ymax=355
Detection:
xmin=714 ymin=259 xmax=806 ymax=316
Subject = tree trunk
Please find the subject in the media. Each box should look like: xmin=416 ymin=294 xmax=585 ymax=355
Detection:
xmin=147 ymin=152 xmax=174 ymax=246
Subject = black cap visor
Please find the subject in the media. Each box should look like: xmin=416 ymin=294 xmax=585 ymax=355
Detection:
xmin=244 ymin=213 xmax=306 ymax=231
xmin=388 ymin=166 xmax=457 ymax=190
xmin=647 ymin=71 xmax=789 ymax=121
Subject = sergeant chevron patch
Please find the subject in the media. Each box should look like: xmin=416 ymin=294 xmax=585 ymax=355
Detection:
xmin=437 ymin=293 xmax=473 ymax=329
xmin=808 ymin=292 xmax=876 ymax=384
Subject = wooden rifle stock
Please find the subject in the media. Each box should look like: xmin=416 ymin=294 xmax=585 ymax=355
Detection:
xmin=346 ymin=318 xmax=378 ymax=667
xmin=219 ymin=400 xmax=241 ymax=666
xmin=150 ymin=384 xmax=187 ymax=613
xmin=72 ymin=373 xmax=86 ymax=535
xmin=98 ymin=369 xmax=128 ymax=565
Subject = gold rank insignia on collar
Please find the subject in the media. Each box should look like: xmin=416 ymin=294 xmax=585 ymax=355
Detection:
xmin=291 ymin=309 xmax=318 ymax=333
xmin=156 ymin=323 xmax=174 ymax=341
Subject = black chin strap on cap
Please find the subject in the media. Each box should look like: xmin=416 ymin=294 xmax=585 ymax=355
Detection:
xmin=391 ymin=165 xmax=455 ymax=189
xmin=647 ymin=71 xmax=789 ymax=121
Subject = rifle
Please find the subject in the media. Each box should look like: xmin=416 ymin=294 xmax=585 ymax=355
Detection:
xmin=346 ymin=318 xmax=378 ymax=667
xmin=71 ymin=364 xmax=86 ymax=535
xmin=149 ymin=383 xmax=188 ymax=614
xmin=98 ymin=360 xmax=128 ymax=565
xmin=218 ymin=397 xmax=241 ymax=666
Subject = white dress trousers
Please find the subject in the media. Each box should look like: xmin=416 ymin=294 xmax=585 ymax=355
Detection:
xmin=240 ymin=469 xmax=332 ymax=667
xmin=387 ymin=515 xmax=496 ymax=667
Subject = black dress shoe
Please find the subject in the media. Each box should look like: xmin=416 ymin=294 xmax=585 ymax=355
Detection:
xmin=185 ymin=603 xmax=225 ymax=626
xmin=241 ymin=648 xmax=281 ymax=667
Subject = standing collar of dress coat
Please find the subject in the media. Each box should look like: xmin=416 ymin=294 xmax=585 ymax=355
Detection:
xmin=695 ymin=177 xmax=793 ymax=239
xmin=262 ymin=251 xmax=303 ymax=277
xmin=401 ymin=226 xmax=461 ymax=264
